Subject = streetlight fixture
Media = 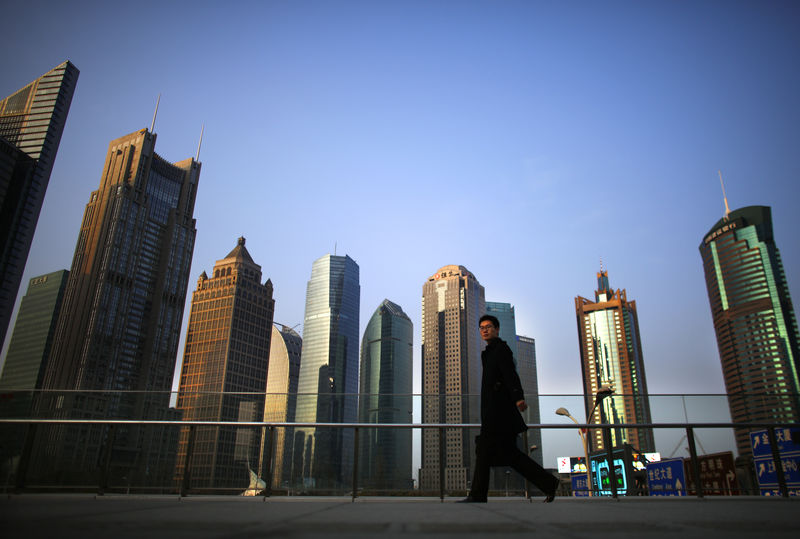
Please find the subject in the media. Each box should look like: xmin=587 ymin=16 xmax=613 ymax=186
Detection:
xmin=590 ymin=385 xmax=614 ymax=422
xmin=555 ymin=407 xmax=591 ymax=496
xmin=555 ymin=384 xmax=615 ymax=497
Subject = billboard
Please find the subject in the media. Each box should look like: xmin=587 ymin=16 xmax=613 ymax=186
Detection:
xmin=557 ymin=456 xmax=587 ymax=474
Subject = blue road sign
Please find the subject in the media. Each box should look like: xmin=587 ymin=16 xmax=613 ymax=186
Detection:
xmin=750 ymin=428 xmax=800 ymax=496
xmin=750 ymin=428 xmax=800 ymax=458
xmin=646 ymin=459 xmax=686 ymax=496
xmin=571 ymin=474 xmax=589 ymax=497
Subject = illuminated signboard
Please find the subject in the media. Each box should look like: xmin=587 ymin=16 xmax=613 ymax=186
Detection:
xmin=557 ymin=456 xmax=587 ymax=474
xmin=588 ymin=444 xmax=650 ymax=496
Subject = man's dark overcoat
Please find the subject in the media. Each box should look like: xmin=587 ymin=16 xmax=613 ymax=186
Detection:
xmin=479 ymin=337 xmax=527 ymax=451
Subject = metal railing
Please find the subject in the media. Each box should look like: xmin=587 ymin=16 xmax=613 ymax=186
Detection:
xmin=1 ymin=417 xmax=796 ymax=499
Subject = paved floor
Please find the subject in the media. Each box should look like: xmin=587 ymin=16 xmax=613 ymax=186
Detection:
xmin=1 ymin=495 xmax=798 ymax=538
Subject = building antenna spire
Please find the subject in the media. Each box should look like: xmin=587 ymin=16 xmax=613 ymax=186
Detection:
xmin=600 ymin=257 xmax=604 ymax=273
xmin=334 ymin=242 xmax=337 ymax=256
xmin=196 ymin=123 xmax=204 ymax=161
xmin=719 ymin=170 xmax=731 ymax=220
xmin=150 ymin=94 xmax=161 ymax=133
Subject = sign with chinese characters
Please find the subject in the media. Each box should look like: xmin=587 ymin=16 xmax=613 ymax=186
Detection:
xmin=646 ymin=459 xmax=686 ymax=496
xmin=683 ymin=451 xmax=739 ymax=496
xmin=750 ymin=428 xmax=800 ymax=497
xmin=571 ymin=473 xmax=589 ymax=497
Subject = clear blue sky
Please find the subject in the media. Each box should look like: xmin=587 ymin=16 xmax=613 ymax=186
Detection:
xmin=2 ymin=0 xmax=799 ymax=466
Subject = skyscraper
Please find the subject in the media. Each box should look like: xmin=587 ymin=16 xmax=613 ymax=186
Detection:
xmin=420 ymin=265 xmax=485 ymax=491
xmin=175 ymin=237 xmax=275 ymax=490
xmin=30 ymin=126 xmax=200 ymax=486
xmin=0 ymin=270 xmax=69 ymax=391
xmin=294 ymin=254 xmax=360 ymax=490
xmin=516 ymin=335 xmax=543 ymax=467
xmin=0 ymin=270 xmax=68 ymax=475
xmin=261 ymin=323 xmax=302 ymax=489
xmin=0 ymin=61 xmax=78 ymax=348
xmin=358 ymin=299 xmax=413 ymax=491
xmin=485 ymin=302 xmax=518 ymax=359
xmin=700 ymin=205 xmax=800 ymax=457
xmin=575 ymin=270 xmax=654 ymax=453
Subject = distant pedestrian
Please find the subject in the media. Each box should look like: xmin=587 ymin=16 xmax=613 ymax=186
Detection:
xmin=458 ymin=314 xmax=558 ymax=503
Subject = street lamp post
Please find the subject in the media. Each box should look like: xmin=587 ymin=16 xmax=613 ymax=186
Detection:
xmin=555 ymin=384 xmax=614 ymax=497
xmin=555 ymin=407 xmax=591 ymax=496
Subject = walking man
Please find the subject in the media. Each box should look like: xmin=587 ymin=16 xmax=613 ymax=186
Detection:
xmin=459 ymin=314 xmax=559 ymax=503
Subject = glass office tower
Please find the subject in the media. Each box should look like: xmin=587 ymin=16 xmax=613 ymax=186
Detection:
xmin=0 ymin=61 xmax=78 ymax=349
xmin=29 ymin=127 xmax=200 ymax=487
xmin=0 ymin=270 xmax=69 ymax=391
xmin=294 ymin=254 xmax=360 ymax=490
xmin=485 ymin=302 xmax=519 ymax=359
xmin=261 ymin=324 xmax=302 ymax=489
xmin=700 ymin=205 xmax=800 ymax=457
xmin=358 ymin=299 xmax=413 ymax=491
xmin=420 ymin=265 xmax=485 ymax=491
xmin=0 ymin=270 xmax=68 ymax=477
xmin=516 ymin=335 xmax=543 ymax=466
xmin=175 ymin=237 xmax=275 ymax=490
xmin=575 ymin=270 xmax=655 ymax=453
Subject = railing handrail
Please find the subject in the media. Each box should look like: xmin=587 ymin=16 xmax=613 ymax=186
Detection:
xmin=2 ymin=389 xmax=799 ymax=397
xmin=1 ymin=418 xmax=798 ymax=429
xmin=4 ymin=417 xmax=796 ymax=499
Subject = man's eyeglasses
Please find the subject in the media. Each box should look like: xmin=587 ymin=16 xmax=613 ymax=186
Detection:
xmin=479 ymin=325 xmax=494 ymax=332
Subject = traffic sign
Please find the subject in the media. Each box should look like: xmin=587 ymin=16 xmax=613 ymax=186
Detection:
xmin=571 ymin=474 xmax=589 ymax=497
xmin=750 ymin=428 xmax=800 ymax=497
xmin=683 ymin=451 xmax=739 ymax=495
xmin=646 ymin=459 xmax=686 ymax=496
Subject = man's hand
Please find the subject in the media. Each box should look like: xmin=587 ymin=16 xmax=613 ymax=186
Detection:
xmin=516 ymin=400 xmax=528 ymax=412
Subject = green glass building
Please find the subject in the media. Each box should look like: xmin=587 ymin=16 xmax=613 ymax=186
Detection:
xmin=358 ymin=299 xmax=413 ymax=491
xmin=700 ymin=205 xmax=800 ymax=457
xmin=0 ymin=270 xmax=69 ymax=391
xmin=0 ymin=270 xmax=68 ymax=477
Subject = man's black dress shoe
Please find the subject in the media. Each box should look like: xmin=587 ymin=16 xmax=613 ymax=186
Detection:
xmin=457 ymin=497 xmax=487 ymax=503
xmin=543 ymin=492 xmax=556 ymax=503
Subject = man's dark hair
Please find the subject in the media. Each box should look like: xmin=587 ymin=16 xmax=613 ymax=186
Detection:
xmin=479 ymin=314 xmax=500 ymax=330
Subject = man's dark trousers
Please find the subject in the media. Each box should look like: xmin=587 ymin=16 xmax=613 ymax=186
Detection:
xmin=469 ymin=433 xmax=558 ymax=500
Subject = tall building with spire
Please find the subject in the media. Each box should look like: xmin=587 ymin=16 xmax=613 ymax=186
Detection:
xmin=575 ymin=270 xmax=654 ymax=453
xmin=419 ymin=265 xmax=485 ymax=491
xmin=260 ymin=323 xmax=302 ymax=489
xmin=700 ymin=205 xmax=800 ymax=457
xmin=0 ymin=61 xmax=78 ymax=348
xmin=174 ymin=237 xmax=275 ymax=490
xmin=358 ymin=299 xmax=413 ymax=491
xmin=29 ymin=126 xmax=200 ymax=486
xmin=294 ymin=254 xmax=360 ymax=490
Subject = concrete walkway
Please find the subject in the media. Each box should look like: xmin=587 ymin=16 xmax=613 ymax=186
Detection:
xmin=1 ymin=495 xmax=798 ymax=538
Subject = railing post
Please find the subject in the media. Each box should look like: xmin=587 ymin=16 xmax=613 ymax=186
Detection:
xmin=686 ymin=426 xmax=704 ymax=498
xmin=14 ymin=423 xmax=37 ymax=492
xmin=98 ymin=424 xmax=116 ymax=496
xmin=262 ymin=425 xmax=274 ymax=499
xmin=602 ymin=425 xmax=617 ymax=498
xmin=352 ymin=427 xmax=359 ymax=502
xmin=439 ymin=426 xmax=445 ymax=502
xmin=522 ymin=430 xmax=530 ymax=500
xmin=180 ymin=424 xmax=196 ymax=497
xmin=767 ymin=426 xmax=789 ymax=498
